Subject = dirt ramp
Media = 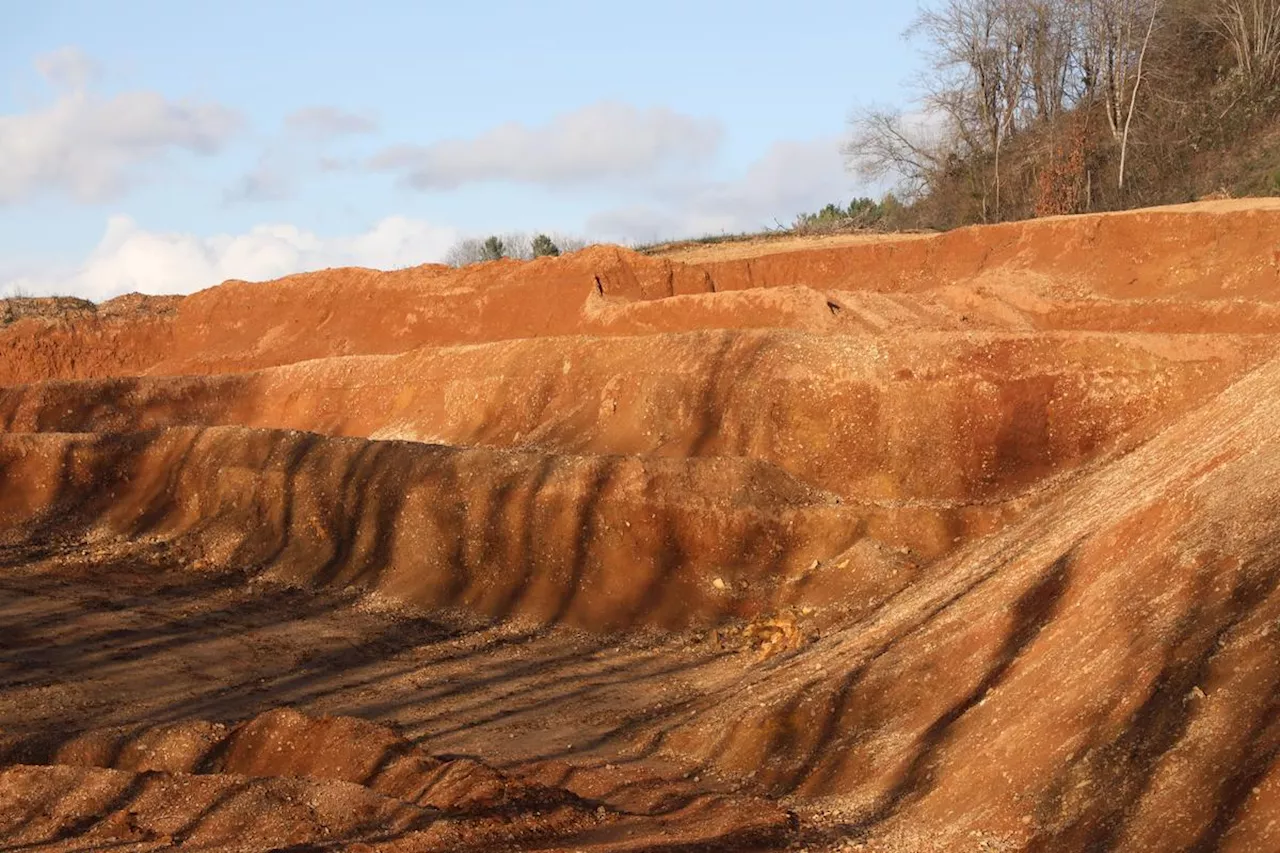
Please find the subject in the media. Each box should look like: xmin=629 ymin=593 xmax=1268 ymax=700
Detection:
xmin=645 ymin=354 xmax=1280 ymax=850
xmin=3 ymin=331 xmax=1262 ymax=509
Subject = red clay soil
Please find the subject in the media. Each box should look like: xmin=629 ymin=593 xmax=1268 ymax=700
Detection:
xmin=2 ymin=199 xmax=1280 ymax=851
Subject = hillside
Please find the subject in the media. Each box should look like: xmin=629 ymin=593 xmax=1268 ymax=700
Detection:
xmin=1 ymin=200 xmax=1280 ymax=850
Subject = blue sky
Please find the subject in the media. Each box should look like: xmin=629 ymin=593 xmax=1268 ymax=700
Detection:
xmin=1 ymin=1 xmax=921 ymax=300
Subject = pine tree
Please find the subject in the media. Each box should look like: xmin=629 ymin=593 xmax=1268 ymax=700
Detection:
xmin=531 ymin=234 xmax=561 ymax=257
xmin=480 ymin=236 xmax=507 ymax=261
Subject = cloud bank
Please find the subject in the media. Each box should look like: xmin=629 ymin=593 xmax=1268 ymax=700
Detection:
xmin=586 ymin=136 xmax=852 ymax=241
xmin=285 ymin=106 xmax=378 ymax=139
xmin=224 ymin=106 xmax=379 ymax=204
xmin=0 ymin=48 xmax=242 ymax=204
xmin=4 ymin=215 xmax=459 ymax=301
xmin=371 ymin=101 xmax=723 ymax=190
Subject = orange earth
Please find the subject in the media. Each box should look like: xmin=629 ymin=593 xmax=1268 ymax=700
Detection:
xmin=3 ymin=198 xmax=1280 ymax=851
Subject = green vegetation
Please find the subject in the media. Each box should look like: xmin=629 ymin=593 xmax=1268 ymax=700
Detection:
xmin=480 ymin=236 xmax=507 ymax=262
xmin=792 ymin=195 xmax=908 ymax=234
xmin=531 ymin=234 xmax=561 ymax=257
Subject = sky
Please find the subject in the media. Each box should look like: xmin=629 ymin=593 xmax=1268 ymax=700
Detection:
xmin=0 ymin=0 xmax=922 ymax=301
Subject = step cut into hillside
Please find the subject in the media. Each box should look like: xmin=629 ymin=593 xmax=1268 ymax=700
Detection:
xmin=2 ymin=199 xmax=1279 ymax=851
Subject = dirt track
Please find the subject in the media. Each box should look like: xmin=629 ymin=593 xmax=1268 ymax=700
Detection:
xmin=3 ymin=200 xmax=1280 ymax=850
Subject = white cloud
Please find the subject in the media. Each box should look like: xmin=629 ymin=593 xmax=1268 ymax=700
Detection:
xmin=4 ymin=215 xmax=459 ymax=301
xmin=318 ymin=156 xmax=356 ymax=172
xmin=286 ymin=106 xmax=378 ymax=138
xmin=35 ymin=46 xmax=102 ymax=91
xmin=224 ymin=107 xmax=378 ymax=204
xmin=0 ymin=49 xmax=242 ymax=204
xmin=586 ymin=137 xmax=854 ymax=242
xmin=371 ymin=101 xmax=723 ymax=190
xmin=224 ymin=156 xmax=294 ymax=204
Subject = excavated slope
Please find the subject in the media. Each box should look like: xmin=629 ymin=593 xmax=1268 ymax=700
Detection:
xmin=2 ymin=199 xmax=1280 ymax=851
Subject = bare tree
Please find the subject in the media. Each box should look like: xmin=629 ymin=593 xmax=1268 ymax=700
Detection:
xmin=844 ymin=0 xmax=1276 ymax=222
xmin=1026 ymin=0 xmax=1084 ymax=121
xmin=847 ymin=0 xmax=1103 ymax=217
xmin=1118 ymin=1 xmax=1161 ymax=191
xmin=1201 ymin=0 xmax=1280 ymax=87
xmin=844 ymin=107 xmax=952 ymax=199
xmin=1079 ymin=0 xmax=1160 ymax=138
xmin=553 ymin=235 xmax=590 ymax=254
xmin=444 ymin=238 xmax=489 ymax=267
xmin=1077 ymin=0 xmax=1164 ymax=191
xmin=907 ymin=0 xmax=1037 ymax=219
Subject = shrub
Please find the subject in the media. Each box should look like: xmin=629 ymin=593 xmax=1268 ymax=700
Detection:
xmin=531 ymin=234 xmax=561 ymax=257
xmin=792 ymin=195 xmax=903 ymax=233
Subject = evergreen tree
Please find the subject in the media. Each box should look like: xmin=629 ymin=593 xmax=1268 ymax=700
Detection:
xmin=480 ymin=236 xmax=507 ymax=261
xmin=531 ymin=234 xmax=561 ymax=257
